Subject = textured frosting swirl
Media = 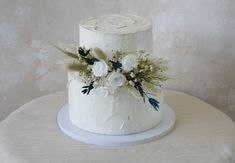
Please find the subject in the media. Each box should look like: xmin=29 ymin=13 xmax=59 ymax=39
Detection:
xmin=80 ymin=14 xmax=151 ymax=34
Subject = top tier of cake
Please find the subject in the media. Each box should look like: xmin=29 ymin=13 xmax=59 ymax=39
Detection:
xmin=79 ymin=14 xmax=153 ymax=55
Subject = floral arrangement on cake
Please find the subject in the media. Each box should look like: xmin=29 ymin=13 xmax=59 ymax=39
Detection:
xmin=55 ymin=45 xmax=168 ymax=111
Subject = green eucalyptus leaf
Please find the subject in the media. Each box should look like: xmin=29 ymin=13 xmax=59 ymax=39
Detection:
xmin=148 ymin=98 xmax=159 ymax=111
xmin=78 ymin=47 xmax=90 ymax=57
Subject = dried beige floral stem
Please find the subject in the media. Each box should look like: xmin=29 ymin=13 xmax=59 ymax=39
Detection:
xmin=66 ymin=61 xmax=87 ymax=72
xmin=52 ymin=43 xmax=80 ymax=60
xmin=93 ymin=48 xmax=107 ymax=61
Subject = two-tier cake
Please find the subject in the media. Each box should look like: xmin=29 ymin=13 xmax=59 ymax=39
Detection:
xmin=58 ymin=14 xmax=168 ymax=136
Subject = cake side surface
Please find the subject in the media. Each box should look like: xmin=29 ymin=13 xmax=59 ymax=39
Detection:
xmin=68 ymin=72 xmax=162 ymax=135
xmin=79 ymin=14 xmax=153 ymax=55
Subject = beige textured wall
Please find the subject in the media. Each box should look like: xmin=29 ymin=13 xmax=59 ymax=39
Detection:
xmin=0 ymin=0 xmax=235 ymax=121
xmin=120 ymin=0 xmax=235 ymax=120
xmin=0 ymin=0 xmax=119 ymax=120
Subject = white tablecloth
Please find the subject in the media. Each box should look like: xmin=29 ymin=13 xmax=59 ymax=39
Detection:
xmin=0 ymin=90 xmax=235 ymax=163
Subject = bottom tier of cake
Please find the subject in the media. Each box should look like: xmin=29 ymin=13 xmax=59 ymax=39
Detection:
xmin=68 ymin=72 xmax=163 ymax=135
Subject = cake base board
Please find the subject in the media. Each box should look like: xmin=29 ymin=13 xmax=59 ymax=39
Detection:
xmin=57 ymin=104 xmax=176 ymax=146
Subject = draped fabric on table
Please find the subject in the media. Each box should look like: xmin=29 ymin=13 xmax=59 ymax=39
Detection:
xmin=0 ymin=91 xmax=235 ymax=163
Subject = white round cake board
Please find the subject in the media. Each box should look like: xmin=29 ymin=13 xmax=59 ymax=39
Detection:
xmin=57 ymin=104 xmax=176 ymax=146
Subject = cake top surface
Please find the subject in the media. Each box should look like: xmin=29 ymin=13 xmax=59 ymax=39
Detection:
xmin=79 ymin=14 xmax=151 ymax=34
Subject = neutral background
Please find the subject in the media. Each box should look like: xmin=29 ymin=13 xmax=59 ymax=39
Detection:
xmin=0 ymin=0 xmax=235 ymax=121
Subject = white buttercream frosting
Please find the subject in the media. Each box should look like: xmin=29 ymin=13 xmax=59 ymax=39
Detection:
xmin=68 ymin=72 xmax=163 ymax=135
xmin=79 ymin=14 xmax=153 ymax=55
xmin=68 ymin=14 xmax=162 ymax=135
xmin=80 ymin=14 xmax=151 ymax=34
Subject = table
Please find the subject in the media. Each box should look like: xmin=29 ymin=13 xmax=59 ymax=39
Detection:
xmin=0 ymin=90 xmax=235 ymax=163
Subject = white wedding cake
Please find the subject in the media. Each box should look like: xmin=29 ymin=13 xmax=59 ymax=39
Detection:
xmin=64 ymin=14 xmax=168 ymax=135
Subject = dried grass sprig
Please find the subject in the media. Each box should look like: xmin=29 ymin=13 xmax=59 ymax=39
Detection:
xmin=66 ymin=62 xmax=88 ymax=72
xmin=93 ymin=48 xmax=107 ymax=60
xmin=52 ymin=43 xmax=80 ymax=60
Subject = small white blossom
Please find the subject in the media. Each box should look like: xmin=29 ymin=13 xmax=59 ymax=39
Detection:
xmin=87 ymin=66 xmax=91 ymax=70
xmin=92 ymin=60 xmax=108 ymax=77
xmin=130 ymin=72 xmax=135 ymax=78
xmin=144 ymin=65 xmax=149 ymax=69
xmin=128 ymin=81 xmax=135 ymax=86
xmin=142 ymin=57 xmax=147 ymax=61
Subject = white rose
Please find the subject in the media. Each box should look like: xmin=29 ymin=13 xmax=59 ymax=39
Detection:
xmin=107 ymin=72 xmax=126 ymax=88
xmin=121 ymin=54 xmax=138 ymax=72
xmin=92 ymin=60 xmax=108 ymax=77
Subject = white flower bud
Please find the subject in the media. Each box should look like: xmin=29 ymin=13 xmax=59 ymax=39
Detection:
xmin=87 ymin=66 xmax=91 ymax=70
xmin=128 ymin=81 xmax=135 ymax=86
xmin=130 ymin=72 xmax=135 ymax=78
